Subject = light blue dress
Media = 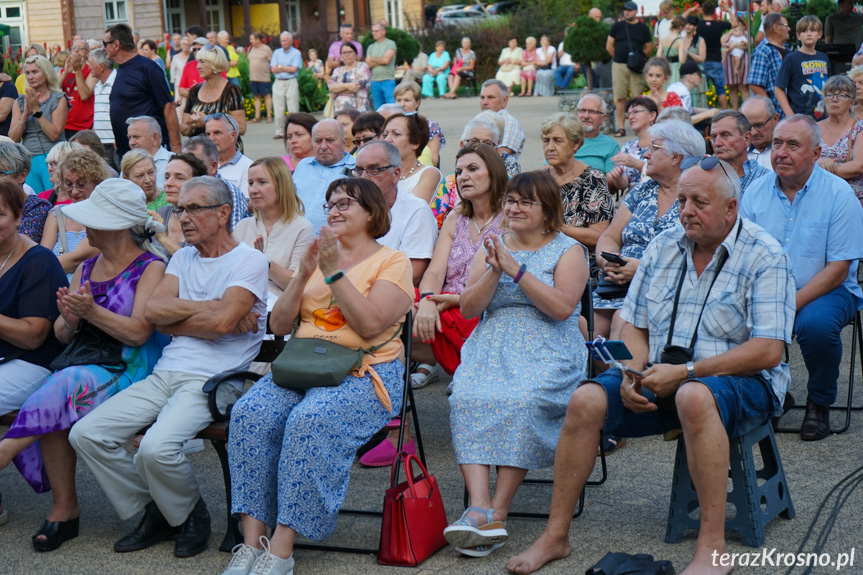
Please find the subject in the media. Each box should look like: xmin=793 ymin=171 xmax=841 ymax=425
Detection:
xmin=449 ymin=233 xmax=588 ymax=470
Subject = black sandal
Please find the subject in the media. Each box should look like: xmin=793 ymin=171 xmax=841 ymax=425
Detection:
xmin=614 ymin=129 xmax=626 ymax=138
xmin=32 ymin=516 xmax=80 ymax=552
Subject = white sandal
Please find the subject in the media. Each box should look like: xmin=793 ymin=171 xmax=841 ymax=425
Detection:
xmin=410 ymin=364 xmax=440 ymax=389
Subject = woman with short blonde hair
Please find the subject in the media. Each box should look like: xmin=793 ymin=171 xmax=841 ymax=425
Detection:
xmin=180 ymin=45 xmax=245 ymax=138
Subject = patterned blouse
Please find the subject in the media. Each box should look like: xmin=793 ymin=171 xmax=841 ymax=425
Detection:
xmin=183 ymin=81 xmax=245 ymax=137
xmin=328 ymin=63 xmax=371 ymax=113
xmin=619 ymin=178 xmax=681 ymax=261
xmin=19 ymin=194 xmax=51 ymax=243
xmin=820 ymin=119 xmax=863 ymax=206
xmin=556 ymin=166 xmax=615 ymax=285
xmin=442 ymin=212 xmax=506 ymax=294
xmin=620 ymin=137 xmax=649 ymax=190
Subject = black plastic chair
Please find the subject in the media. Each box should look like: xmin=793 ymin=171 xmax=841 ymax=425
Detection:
xmin=463 ymin=283 xmax=608 ymax=520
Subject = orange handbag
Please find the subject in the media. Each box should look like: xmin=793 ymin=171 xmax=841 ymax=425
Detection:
xmin=377 ymin=452 xmax=448 ymax=566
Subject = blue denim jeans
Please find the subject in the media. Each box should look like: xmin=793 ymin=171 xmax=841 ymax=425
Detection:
xmin=702 ymin=61 xmax=726 ymax=95
xmin=370 ymin=79 xmax=396 ymax=110
xmin=555 ymin=65 xmax=575 ymax=89
xmin=794 ymin=286 xmax=858 ymax=406
xmin=588 ymin=367 xmax=777 ymax=439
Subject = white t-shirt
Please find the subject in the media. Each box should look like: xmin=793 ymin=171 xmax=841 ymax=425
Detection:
xmin=655 ymin=18 xmax=673 ymax=45
xmin=153 ymin=146 xmax=173 ymax=191
xmin=219 ymin=152 xmax=254 ymax=198
xmin=557 ymin=42 xmax=573 ymax=67
xmin=667 ymin=81 xmax=693 ymax=113
xmin=748 ymin=145 xmax=774 ymax=172
xmin=378 ymin=190 xmax=438 ymax=260
xmin=154 ymin=242 xmax=269 ymax=376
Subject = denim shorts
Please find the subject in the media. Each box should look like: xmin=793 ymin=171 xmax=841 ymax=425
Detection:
xmin=586 ymin=368 xmax=778 ymax=439
xmin=250 ymin=81 xmax=271 ymax=95
xmin=702 ymin=61 xmax=726 ymax=93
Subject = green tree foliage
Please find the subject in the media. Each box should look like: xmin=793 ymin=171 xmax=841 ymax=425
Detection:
xmin=564 ymin=15 xmax=612 ymax=64
xmin=298 ymin=67 xmax=329 ymax=113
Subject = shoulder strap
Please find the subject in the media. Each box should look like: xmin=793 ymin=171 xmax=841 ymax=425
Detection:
xmin=56 ymin=207 xmax=69 ymax=254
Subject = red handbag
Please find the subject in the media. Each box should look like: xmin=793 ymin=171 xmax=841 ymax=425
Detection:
xmin=377 ymin=452 xmax=448 ymax=566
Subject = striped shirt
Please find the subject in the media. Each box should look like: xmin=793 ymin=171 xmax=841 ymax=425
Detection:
xmin=93 ymin=69 xmax=116 ymax=144
xmin=620 ymin=217 xmax=795 ymax=406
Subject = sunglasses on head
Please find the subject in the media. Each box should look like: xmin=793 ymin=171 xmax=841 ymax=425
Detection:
xmin=680 ymin=156 xmax=735 ymax=187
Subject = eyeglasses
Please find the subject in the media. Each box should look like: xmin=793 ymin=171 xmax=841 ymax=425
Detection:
xmin=63 ymin=179 xmax=93 ymax=192
xmin=503 ymin=197 xmax=540 ymax=209
xmin=626 ymin=108 xmax=649 ymax=117
xmin=648 ymin=141 xmax=668 ymax=152
xmin=823 ymin=92 xmax=851 ymax=101
xmin=102 ymin=39 xmax=116 ymax=47
xmin=464 ymin=138 xmax=497 ymax=148
xmin=171 ymin=204 xmax=224 ymax=217
xmin=749 ymin=118 xmax=774 ymax=131
xmin=576 ymin=108 xmax=605 ymax=116
xmin=352 ymin=165 xmax=394 ymax=177
xmin=0 ymin=169 xmax=17 ymax=176
xmin=680 ymin=156 xmax=735 ymax=188
xmin=352 ymin=135 xmax=378 ymax=146
xmin=323 ymin=197 xmax=359 ymax=214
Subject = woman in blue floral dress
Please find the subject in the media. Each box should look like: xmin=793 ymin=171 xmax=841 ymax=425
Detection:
xmin=594 ymin=119 xmax=705 ymax=341
xmin=0 ymin=179 xmax=167 ymax=551
xmin=445 ymin=171 xmax=589 ymax=557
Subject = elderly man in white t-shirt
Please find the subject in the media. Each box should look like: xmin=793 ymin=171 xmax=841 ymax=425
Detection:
xmin=70 ymin=176 xmax=268 ymax=560
xmin=355 ymin=141 xmax=437 ymax=285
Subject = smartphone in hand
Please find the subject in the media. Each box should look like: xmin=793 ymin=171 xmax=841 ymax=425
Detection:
xmin=600 ymin=251 xmax=627 ymax=266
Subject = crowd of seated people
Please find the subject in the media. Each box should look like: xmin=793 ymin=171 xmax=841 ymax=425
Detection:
xmin=3 ymin=22 xmax=863 ymax=575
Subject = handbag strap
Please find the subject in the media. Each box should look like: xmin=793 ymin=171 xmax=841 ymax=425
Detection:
xmin=666 ymin=224 xmax=742 ymax=349
xmin=289 ymin=317 xmax=402 ymax=358
xmin=389 ymin=451 xmax=431 ymax=491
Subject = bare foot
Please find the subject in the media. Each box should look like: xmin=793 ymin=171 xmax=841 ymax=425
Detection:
xmin=680 ymin=544 xmax=733 ymax=575
xmin=506 ymin=531 xmax=570 ymax=574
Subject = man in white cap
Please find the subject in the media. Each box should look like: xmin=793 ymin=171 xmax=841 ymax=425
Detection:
xmin=70 ymin=176 xmax=268 ymax=559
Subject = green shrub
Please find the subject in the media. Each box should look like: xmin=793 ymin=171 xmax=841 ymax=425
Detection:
xmin=360 ymin=27 xmax=421 ymax=69
xmin=298 ymin=67 xmax=329 ymax=113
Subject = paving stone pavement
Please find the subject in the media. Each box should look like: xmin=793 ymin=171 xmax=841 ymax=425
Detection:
xmin=2 ymin=97 xmax=862 ymax=574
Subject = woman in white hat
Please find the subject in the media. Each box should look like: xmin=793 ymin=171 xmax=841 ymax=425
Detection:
xmin=0 ymin=179 xmax=169 ymax=552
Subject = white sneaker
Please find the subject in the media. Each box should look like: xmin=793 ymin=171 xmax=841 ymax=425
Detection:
xmin=222 ymin=544 xmax=262 ymax=575
xmin=250 ymin=536 xmax=295 ymax=575
xmin=181 ymin=439 xmax=205 ymax=455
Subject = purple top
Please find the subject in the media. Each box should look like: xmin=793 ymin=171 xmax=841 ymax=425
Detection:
xmin=442 ymin=212 xmax=506 ymax=294
xmin=80 ymin=252 xmax=162 ymax=317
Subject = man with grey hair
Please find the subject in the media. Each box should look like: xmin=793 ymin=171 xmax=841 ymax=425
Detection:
xmin=479 ymin=79 xmax=525 ymax=157
xmin=70 ymin=175 xmax=268 ymax=559
xmin=741 ymin=114 xmax=863 ymax=442
xmin=270 ymin=31 xmax=302 ymax=139
xmin=182 ymin=135 xmax=248 ymax=229
xmin=508 ymin=156 xmax=796 ymax=575
xmin=741 ymin=95 xmax=779 ymax=171
xmin=710 ymin=110 xmax=769 ymax=197
xmin=366 ymin=22 xmax=398 ymax=108
xmin=355 ymin=141 xmax=437 ymax=285
xmin=205 ymin=113 xmax=252 ymax=198
xmin=293 ymin=118 xmax=356 ymax=232
xmin=574 ymin=93 xmax=620 ymax=178
xmin=88 ymin=48 xmax=117 ymax=167
xmin=127 ymin=115 xmax=173 ymax=188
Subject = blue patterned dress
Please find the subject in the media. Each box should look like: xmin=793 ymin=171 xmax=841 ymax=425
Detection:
xmin=593 ymin=179 xmax=681 ymax=310
xmin=449 ymin=233 xmax=588 ymax=470
xmin=3 ymin=252 xmax=168 ymax=493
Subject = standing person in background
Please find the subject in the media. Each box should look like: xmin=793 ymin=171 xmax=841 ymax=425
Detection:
xmin=680 ymin=16 xmax=708 ymax=109
xmin=721 ymin=19 xmax=750 ymax=110
xmin=87 ymin=49 xmax=118 ymax=170
xmin=327 ymin=23 xmax=364 ymax=77
xmin=0 ymin=55 xmax=17 ymax=137
xmin=692 ymin=0 xmax=739 ymax=111
xmin=654 ymin=0 xmax=679 ymax=49
xmin=170 ymin=38 xmax=191 ymax=125
xmin=138 ymin=40 xmax=167 ymax=77
xmin=825 ymin=0 xmax=863 ymax=47
xmin=104 ymin=24 xmax=181 ymax=157
xmin=366 ymin=23 xmax=398 ymax=109
xmin=270 ymin=32 xmax=302 ymax=141
xmin=747 ymin=13 xmax=789 ymax=119
xmin=607 ymin=1 xmax=653 ymax=137
xmin=218 ymin=31 xmax=241 ymax=87
xmin=775 ymin=16 xmax=830 ymax=120
xmin=247 ymin=33 xmax=274 ymax=124
xmin=59 ymin=40 xmax=95 ymax=139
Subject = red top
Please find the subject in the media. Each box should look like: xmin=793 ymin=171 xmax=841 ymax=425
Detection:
xmin=179 ymin=59 xmax=227 ymax=91
xmin=663 ymin=91 xmax=684 ymax=109
xmin=63 ymin=65 xmax=94 ymax=131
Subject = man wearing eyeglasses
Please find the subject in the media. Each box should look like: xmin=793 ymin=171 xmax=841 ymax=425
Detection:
xmin=104 ymin=24 xmax=181 ymax=157
xmin=355 ymin=141 xmax=437 ymax=285
xmin=573 ymin=93 xmax=620 ymax=178
xmin=293 ymin=118 xmax=356 ymax=232
xmin=509 ymin=158 xmax=796 ymax=575
xmin=182 ymin=135 xmax=249 ymax=230
xmin=740 ymin=95 xmax=779 ymax=172
xmin=71 ymin=175 xmax=268 ymax=560
xmin=741 ymin=114 xmax=863 ymax=442
xmin=747 ymin=13 xmax=790 ymax=120
xmin=206 ymin=113 xmax=252 ymax=198
xmin=710 ymin=110 xmax=769 ymax=197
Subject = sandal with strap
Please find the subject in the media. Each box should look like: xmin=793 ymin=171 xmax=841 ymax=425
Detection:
xmin=410 ymin=364 xmax=440 ymax=389
xmin=614 ymin=129 xmax=627 ymax=138
xmin=453 ymin=541 xmax=506 ymax=557
xmin=443 ymin=507 xmax=508 ymax=548
xmin=32 ymin=516 xmax=80 ymax=552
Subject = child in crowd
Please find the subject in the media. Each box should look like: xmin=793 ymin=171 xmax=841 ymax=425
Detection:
xmin=775 ymin=15 xmax=830 ymax=119
xmin=721 ymin=20 xmax=749 ymax=110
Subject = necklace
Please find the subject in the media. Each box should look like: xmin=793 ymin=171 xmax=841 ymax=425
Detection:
xmin=399 ymin=161 xmax=421 ymax=181
xmin=472 ymin=213 xmax=495 ymax=236
xmin=0 ymin=235 xmax=19 ymax=275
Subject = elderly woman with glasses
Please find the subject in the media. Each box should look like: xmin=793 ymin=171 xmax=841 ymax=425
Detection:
xmin=817 ymin=75 xmax=863 ymax=206
xmin=180 ymin=46 xmax=246 ymax=138
xmin=8 ymin=55 xmax=69 ymax=193
xmin=40 ymin=148 xmax=110 ymax=275
xmin=541 ymin=112 xmax=614 ymax=287
xmin=328 ymin=42 xmax=371 ymax=113
xmin=608 ymin=96 xmax=660 ymax=193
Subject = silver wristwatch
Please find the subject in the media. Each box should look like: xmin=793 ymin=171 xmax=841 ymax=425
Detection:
xmin=686 ymin=361 xmax=696 ymax=380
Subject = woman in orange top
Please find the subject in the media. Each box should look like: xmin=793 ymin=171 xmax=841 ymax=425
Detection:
xmin=223 ymin=178 xmax=413 ymax=575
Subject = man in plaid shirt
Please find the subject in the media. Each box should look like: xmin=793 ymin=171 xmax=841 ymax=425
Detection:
xmin=747 ymin=13 xmax=790 ymax=118
xmin=507 ymin=159 xmax=795 ymax=575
